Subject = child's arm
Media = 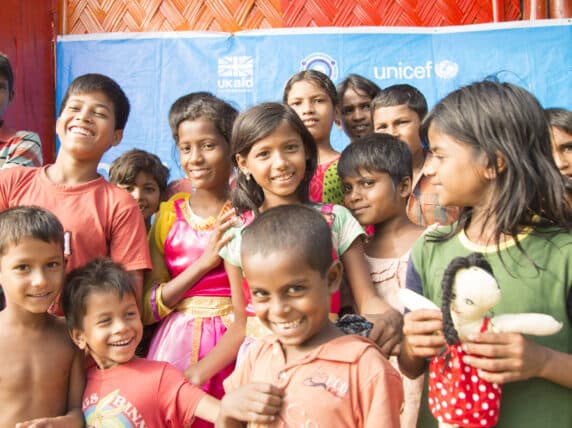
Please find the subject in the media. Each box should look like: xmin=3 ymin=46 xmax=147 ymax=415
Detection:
xmin=185 ymin=260 xmax=246 ymax=386
xmin=216 ymin=383 xmax=283 ymax=427
xmin=462 ymin=332 xmax=572 ymax=388
xmin=398 ymin=309 xmax=446 ymax=379
xmin=341 ymin=238 xmax=403 ymax=355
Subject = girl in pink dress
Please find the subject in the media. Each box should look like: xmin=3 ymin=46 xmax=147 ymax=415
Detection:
xmin=142 ymin=93 xmax=243 ymax=427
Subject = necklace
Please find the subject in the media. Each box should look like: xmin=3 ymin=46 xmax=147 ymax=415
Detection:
xmin=182 ymin=199 xmax=232 ymax=231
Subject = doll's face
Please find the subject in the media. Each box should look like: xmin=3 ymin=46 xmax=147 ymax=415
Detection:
xmin=450 ymin=266 xmax=500 ymax=320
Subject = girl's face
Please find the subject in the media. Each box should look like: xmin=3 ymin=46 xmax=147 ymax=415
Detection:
xmin=177 ymin=117 xmax=231 ymax=192
xmin=116 ymin=171 xmax=161 ymax=224
xmin=285 ymin=80 xmax=335 ymax=145
xmin=342 ymin=169 xmax=408 ymax=226
xmin=550 ymin=126 xmax=572 ymax=187
xmin=236 ymin=122 xmax=307 ymax=209
xmin=426 ymin=124 xmax=492 ymax=208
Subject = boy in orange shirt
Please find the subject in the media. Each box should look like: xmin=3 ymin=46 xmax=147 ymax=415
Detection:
xmin=0 ymin=73 xmax=151 ymax=312
xmin=218 ymin=205 xmax=403 ymax=427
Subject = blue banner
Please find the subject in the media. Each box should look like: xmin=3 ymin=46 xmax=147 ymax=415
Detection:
xmin=56 ymin=20 xmax=572 ymax=179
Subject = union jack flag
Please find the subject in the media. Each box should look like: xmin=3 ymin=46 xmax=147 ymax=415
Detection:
xmin=218 ymin=56 xmax=253 ymax=78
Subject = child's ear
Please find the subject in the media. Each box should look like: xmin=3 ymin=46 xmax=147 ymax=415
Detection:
xmin=325 ymin=260 xmax=343 ymax=295
xmin=111 ymin=129 xmax=124 ymax=147
xmin=235 ymin=154 xmax=250 ymax=177
xmin=334 ymin=107 xmax=343 ymax=130
xmin=70 ymin=328 xmax=87 ymax=351
xmin=398 ymin=176 xmax=413 ymax=199
xmin=483 ymin=151 xmax=506 ymax=180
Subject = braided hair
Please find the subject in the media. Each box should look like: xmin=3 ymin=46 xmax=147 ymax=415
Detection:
xmin=441 ymin=253 xmax=494 ymax=345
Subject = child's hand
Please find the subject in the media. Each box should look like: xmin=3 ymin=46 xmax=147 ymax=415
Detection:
xmin=200 ymin=209 xmax=238 ymax=272
xmin=185 ymin=360 xmax=209 ymax=386
xmin=402 ymin=309 xmax=446 ymax=359
xmin=364 ymin=306 xmax=403 ymax=356
xmin=461 ymin=332 xmax=549 ymax=384
xmin=218 ymin=383 xmax=283 ymax=424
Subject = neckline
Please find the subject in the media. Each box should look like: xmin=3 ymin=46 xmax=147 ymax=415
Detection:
xmin=458 ymin=227 xmax=532 ymax=253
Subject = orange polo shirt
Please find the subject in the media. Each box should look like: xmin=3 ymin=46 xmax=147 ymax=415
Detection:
xmin=225 ymin=334 xmax=403 ymax=427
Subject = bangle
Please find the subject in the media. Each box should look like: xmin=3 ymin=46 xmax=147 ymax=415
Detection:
xmin=150 ymin=282 xmax=162 ymax=322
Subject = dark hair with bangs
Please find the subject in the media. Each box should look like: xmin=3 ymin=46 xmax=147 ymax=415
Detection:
xmin=0 ymin=206 xmax=64 ymax=256
xmin=230 ymin=102 xmax=317 ymax=215
xmin=168 ymin=92 xmax=238 ymax=144
xmin=283 ymin=69 xmax=338 ymax=106
xmin=109 ymin=149 xmax=170 ymax=193
xmin=371 ymin=84 xmax=428 ymax=120
xmin=337 ymin=74 xmax=381 ymax=107
xmin=59 ymin=73 xmax=130 ymax=130
xmin=0 ymin=53 xmax=14 ymax=95
xmin=545 ymin=108 xmax=572 ymax=135
xmin=241 ymin=204 xmax=333 ymax=276
xmin=338 ymin=133 xmax=412 ymax=187
xmin=62 ymin=257 xmax=136 ymax=330
xmin=425 ymin=80 xmax=572 ymax=247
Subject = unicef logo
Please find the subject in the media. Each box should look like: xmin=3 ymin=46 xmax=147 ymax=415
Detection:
xmin=434 ymin=60 xmax=459 ymax=79
xmin=300 ymin=53 xmax=338 ymax=81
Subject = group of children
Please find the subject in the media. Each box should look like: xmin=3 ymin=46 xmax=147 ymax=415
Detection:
xmin=1 ymin=51 xmax=572 ymax=427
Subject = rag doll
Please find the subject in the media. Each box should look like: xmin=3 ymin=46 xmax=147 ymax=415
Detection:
xmin=400 ymin=253 xmax=562 ymax=428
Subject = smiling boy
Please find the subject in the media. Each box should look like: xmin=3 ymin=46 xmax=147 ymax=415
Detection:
xmin=218 ymin=205 xmax=403 ymax=427
xmin=0 ymin=74 xmax=151 ymax=313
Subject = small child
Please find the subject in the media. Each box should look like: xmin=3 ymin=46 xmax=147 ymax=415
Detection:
xmin=336 ymin=73 xmax=381 ymax=142
xmin=62 ymin=257 xmax=220 ymax=426
xmin=545 ymin=107 xmax=572 ymax=207
xmin=371 ymin=84 xmax=459 ymax=227
xmin=399 ymin=81 xmax=572 ymax=428
xmin=339 ymin=133 xmax=425 ymax=428
xmin=0 ymin=206 xmax=83 ymax=427
xmin=0 ymin=53 xmax=43 ymax=168
xmin=109 ymin=148 xmax=170 ymax=231
xmin=284 ymin=69 xmax=345 ymax=205
xmin=219 ymin=204 xmax=403 ymax=427
xmin=0 ymin=73 xmax=151 ymax=313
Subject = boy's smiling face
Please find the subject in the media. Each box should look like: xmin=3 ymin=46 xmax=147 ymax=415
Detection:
xmin=72 ymin=290 xmax=142 ymax=370
xmin=243 ymin=249 xmax=341 ymax=356
xmin=0 ymin=238 xmax=64 ymax=314
xmin=56 ymin=91 xmax=123 ymax=163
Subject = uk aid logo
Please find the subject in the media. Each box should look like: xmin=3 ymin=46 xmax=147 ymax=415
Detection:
xmin=374 ymin=59 xmax=459 ymax=80
xmin=217 ymin=56 xmax=254 ymax=91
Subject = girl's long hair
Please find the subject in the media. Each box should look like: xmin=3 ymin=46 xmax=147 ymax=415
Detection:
xmin=230 ymin=102 xmax=318 ymax=215
xmin=425 ymin=80 xmax=572 ymax=248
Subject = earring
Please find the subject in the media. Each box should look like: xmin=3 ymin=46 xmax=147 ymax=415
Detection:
xmin=244 ymin=171 xmax=251 ymax=181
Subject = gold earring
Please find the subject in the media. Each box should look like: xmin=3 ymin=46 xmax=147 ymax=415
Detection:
xmin=244 ymin=171 xmax=251 ymax=181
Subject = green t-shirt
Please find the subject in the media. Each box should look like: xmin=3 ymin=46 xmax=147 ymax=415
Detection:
xmin=409 ymin=225 xmax=572 ymax=428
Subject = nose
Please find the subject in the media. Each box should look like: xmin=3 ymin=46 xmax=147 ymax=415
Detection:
xmin=74 ymin=106 xmax=91 ymax=122
xmin=188 ymin=147 xmax=203 ymax=164
xmin=272 ymin=150 xmax=289 ymax=170
xmin=425 ymin=154 xmax=438 ymax=177
xmin=30 ymin=268 xmax=48 ymax=289
xmin=131 ymin=187 xmax=142 ymax=201
xmin=386 ymin=124 xmax=399 ymax=137
xmin=111 ymin=317 xmax=129 ymax=334
xmin=301 ymin=99 xmax=314 ymax=114
xmin=270 ymin=296 xmax=290 ymax=316
xmin=353 ymin=108 xmax=367 ymax=122
xmin=346 ymin=186 xmax=362 ymax=204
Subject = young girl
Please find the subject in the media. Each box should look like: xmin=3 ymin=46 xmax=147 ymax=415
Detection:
xmin=142 ymin=93 xmax=244 ymax=426
xmin=399 ymin=81 xmax=572 ymax=428
xmin=545 ymin=107 xmax=572 ymax=207
xmin=283 ymin=69 xmax=345 ymax=205
xmin=109 ymin=148 xmax=170 ymax=231
xmin=339 ymin=133 xmax=424 ymax=428
xmin=220 ymin=102 xmax=401 ymax=357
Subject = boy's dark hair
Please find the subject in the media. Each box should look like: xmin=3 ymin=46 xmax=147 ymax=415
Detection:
xmin=545 ymin=108 xmax=572 ymax=135
xmin=0 ymin=206 xmax=64 ymax=256
xmin=231 ymin=102 xmax=317 ymax=215
xmin=109 ymin=149 xmax=170 ymax=193
xmin=371 ymin=84 xmax=428 ymax=120
xmin=337 ymin=74 xmax=381 ymax=106
xmin=338 ymin=133 xmax=412 ymax=186
xmin=59 ymin=73 xmax=130 ymax=130
xmin=283 ymin=69 xmax=338 ymax=106
xmin=168 ymin=92 xmax=238 ymax=143
xmin=62 ymin=257 xmax=135 ymax=330
xmin=241 ymin=205 xmax=333 ymax=276
xmin=0 ymin=53 xmax=14 ymax=95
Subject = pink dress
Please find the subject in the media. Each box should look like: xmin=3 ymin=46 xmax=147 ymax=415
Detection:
xmin=147 ymin=197 xmax=234 ymax=425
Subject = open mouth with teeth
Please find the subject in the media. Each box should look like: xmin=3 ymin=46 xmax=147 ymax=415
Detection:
xmin=68 ymin=126 xmax=94 ymax=136
xmin=303 ymin=119 xmax=319 ymax=127
xmin=270 ymin=318 xmax=305 ymax=335
xmin=271 ymin=172 xmax=295 ymax=182
xmin=109 ymin=337 xmax=136 ymax=347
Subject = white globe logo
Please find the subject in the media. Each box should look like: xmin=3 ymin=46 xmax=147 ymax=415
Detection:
xmin=435 ymin=60 xmax=459 ymax=79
